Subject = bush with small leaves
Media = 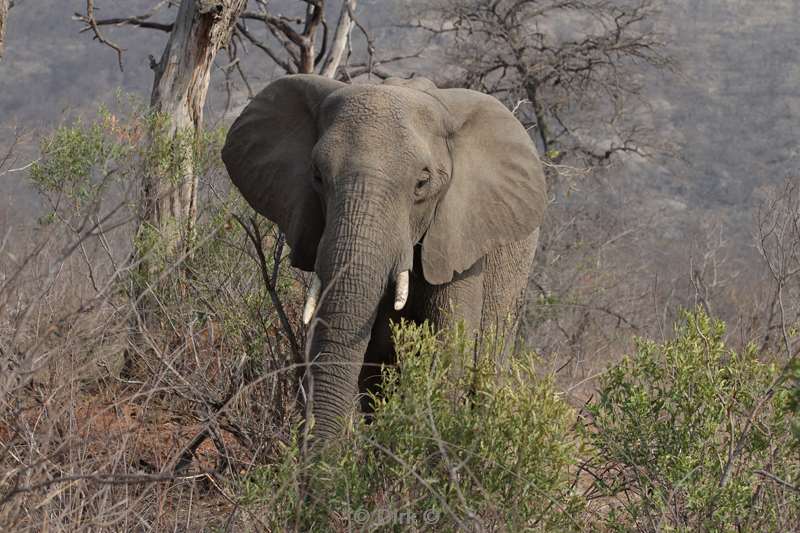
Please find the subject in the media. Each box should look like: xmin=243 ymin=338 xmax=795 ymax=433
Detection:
xmin=584 ymin=309 xmax=799 ymax=532
xmin=243 ymin=321 xmax=585 ymax=531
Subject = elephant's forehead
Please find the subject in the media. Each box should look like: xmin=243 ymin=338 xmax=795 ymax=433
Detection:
xmin=314 ymin=85 xmax=447 ymax=172
xmin=320 ymin=85 xmax=435 ymax=128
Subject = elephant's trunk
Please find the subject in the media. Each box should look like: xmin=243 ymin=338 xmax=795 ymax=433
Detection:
xmin=303 ymin=181 xmax=411 ymax=444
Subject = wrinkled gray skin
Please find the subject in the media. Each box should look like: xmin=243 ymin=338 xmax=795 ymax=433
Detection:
xmin=222 ymin=75 xmax=546 ymax=447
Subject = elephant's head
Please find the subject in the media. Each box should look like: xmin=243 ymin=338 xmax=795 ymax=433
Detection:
xmin=222 ymin=74 xmax=546 ymax=444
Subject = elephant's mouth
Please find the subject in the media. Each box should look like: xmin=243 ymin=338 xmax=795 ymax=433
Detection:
xmin=302 ymin=268 xmax=410 ymax=325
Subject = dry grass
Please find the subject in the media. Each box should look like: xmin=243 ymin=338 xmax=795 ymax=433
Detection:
xmin=0 ymin=193 xmax=308 ymax=530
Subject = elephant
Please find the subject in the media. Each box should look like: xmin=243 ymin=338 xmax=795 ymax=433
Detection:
xmin=221 ymin=74 xmax=547 ymax=447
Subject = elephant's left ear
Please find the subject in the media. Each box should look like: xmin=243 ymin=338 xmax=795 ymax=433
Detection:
xmin=421 ymin=88 xmax=547 ymax=285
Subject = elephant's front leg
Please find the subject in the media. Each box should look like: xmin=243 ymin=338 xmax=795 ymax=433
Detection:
xmin=415 ymin=257 xmax=485 ymax=334
xmin=480 ymin=230 xmax=540 ymax=342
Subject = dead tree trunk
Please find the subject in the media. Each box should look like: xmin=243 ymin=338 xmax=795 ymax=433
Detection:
xmin=0 ymin=0 xmax=11 ymax=59
xmin=141 ymin=0 xmax=246 ymax=261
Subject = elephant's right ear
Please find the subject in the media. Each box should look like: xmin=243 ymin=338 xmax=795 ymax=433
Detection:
xmin=222 ymin=74 xmax=345 ymax=271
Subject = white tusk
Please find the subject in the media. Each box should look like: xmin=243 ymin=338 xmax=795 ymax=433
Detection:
xmin=303 ymin=274 xmax=322 ymax=325
xmin=394 ymin=270 xmax=409 ymax=311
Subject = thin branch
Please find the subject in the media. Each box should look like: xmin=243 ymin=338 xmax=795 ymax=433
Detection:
xmin=754 ymin=469 xmax=800 ymax=493
xmin=76 ymin=0 xmax=127 ymax=71
xmin=347 ymin=1 xmax=375 ymax=76
xmin=1 ymin=472 xmax=213 ymax=507
xmin=241 ymin=10 xmax=305 ymax=48
xmin=338 ymin=50 xmax=423 ymax=81
xmin=234 ymin=215 xmax=302 ymax=363
xmin=314 ymin=15 xmax=329 ymax=67
xmin=74 ymin=13 xmax=174 ymax=33
xmin=235 ymin=23 xmax=294 ymax=73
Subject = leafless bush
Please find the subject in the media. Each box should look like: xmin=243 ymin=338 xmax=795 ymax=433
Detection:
xmin=754 ymin=177 xmax=800 ymax=360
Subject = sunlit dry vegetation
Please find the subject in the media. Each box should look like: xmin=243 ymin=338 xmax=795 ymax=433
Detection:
xmin=0 ymin=0 xmax=798 ymax=531
xmin=0 ymin=103 xmax=797 ymax=530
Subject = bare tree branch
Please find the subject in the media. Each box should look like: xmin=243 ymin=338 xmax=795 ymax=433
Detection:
xmin=339 ymin=49 xmax=425 ymax=81
xmin=235 ymin=22 xmax=295 ymax=73
xmin=78 ymin=0 xmax=126 ymax=71
xmin=74 ymin=13 xmax=174 ymax=33
xmin=240 ymin=0 xmax=326 ymax=73
xmin=233 ymin=215 xmax=302 ymax=363
xmin=414 ymin=0 xmax=672 ymax=165
xmin=346 ymin=1 xmax=376 ymax=75
xmin=241 ymin=10 xmax=306 ymax=48
xmin=320 ymin=0 xmax=356 ymax=78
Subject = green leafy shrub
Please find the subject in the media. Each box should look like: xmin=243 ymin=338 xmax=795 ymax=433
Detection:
xmin=28 ymin=101 xmax=147 ymax=218
xmin=27 ymin=99 xmax=225 ymax=229
xmin=29 ymin=117 xmax=123 ymax=208
xmin=244 ymin=321 xmax=585 ymax=531
xmin=585 ymin=310 xmax=799 ymax=532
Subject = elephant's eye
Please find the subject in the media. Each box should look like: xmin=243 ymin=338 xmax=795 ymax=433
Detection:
xmin=311 ymin=166 xmax=323 ymax=189
xmin=415 ymin=168 xmax=432 ymax=197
